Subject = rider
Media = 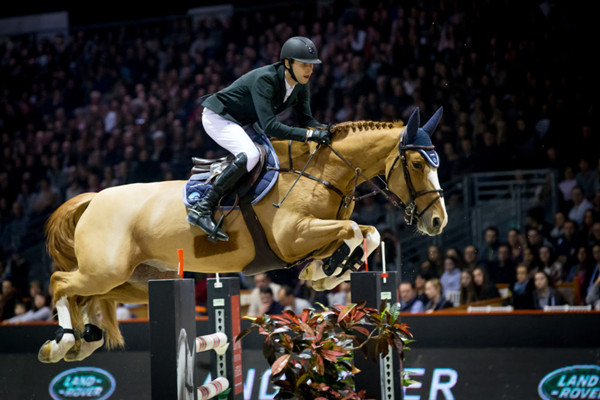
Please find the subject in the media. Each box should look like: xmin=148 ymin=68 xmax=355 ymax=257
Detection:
xmin=187 ymin=36 xmax=332 ymax=241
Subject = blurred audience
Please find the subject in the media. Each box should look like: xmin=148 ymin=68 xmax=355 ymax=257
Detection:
xmin=0 ymin=1 xmax=596 ymax=320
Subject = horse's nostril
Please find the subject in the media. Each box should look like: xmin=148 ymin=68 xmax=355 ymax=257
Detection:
xmin=432 ymin=217 xmax=441 ymax=228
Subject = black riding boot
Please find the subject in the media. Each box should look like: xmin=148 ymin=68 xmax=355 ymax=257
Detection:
xmin=187 ymin=153 xmax=248 ymax=242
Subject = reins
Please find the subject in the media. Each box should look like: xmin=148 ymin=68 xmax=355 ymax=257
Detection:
xmin=269 ymin=131 xmax=444 ymax=224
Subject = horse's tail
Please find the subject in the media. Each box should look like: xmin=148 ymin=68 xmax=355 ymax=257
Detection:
xmin=46 ymin=193 xmax=110 ymax=347
xmin=46 ymin=192 xmax=125 ymax=349
xmin=45 ymin=192 xmax=96 ymax=273
xmin=97 ymin=298 xmax=123 ymax=349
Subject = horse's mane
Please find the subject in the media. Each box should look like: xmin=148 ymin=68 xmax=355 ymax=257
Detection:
xmin=330 ymin=120 xmax=404 ymax=138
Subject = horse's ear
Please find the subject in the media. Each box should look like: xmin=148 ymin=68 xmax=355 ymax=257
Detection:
xmin=404 ymin=107 xmax=420 ymax=145
xmin=422 ymin=107 xmax=443 ymax=137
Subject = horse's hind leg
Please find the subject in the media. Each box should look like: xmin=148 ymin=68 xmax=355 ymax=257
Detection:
xmin=64 ymin=298 xmax=105 ymax=362
xmin=38 ymin=294 xmax=77 ymax=363
xmin=39 ymin=260 xmax=134 ymax=363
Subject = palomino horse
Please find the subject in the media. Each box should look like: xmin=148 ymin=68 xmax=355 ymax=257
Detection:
xmin=38 ymin=107 xmax=447 ymax=363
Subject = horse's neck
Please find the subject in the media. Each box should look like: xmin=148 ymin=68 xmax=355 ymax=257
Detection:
xmin=272 ymin=123 xmax=401 ymax=195
xmin=329 ymin=124 xmax=401 ymax=182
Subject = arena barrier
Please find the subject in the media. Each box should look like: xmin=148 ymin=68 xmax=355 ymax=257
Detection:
xmin=350 ymin=270 xmax=403 ymax=400
xmin=148 ymin=276 xmax=243 ymax=400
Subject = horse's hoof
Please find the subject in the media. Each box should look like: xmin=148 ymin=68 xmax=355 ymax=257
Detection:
xmin=64 ymin=338 xmax=104 ymax=362
xmin=38 ymin=340 xmax=54 ymax=363
xmin=64 ymin=340 xmax=82 ymax=362
xmin=37 ymin=334 xmax=76 ymax=363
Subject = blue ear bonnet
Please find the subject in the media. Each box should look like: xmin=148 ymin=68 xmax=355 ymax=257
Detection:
xmin=410 ymin=129 xmax=440 ymax=168
xmin=418 ymin=148 xmax=440 ymax=168
xmin=403 ymin=107 xmax=442 ymax=168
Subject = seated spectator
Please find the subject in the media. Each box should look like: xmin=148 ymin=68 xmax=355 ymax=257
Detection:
xmin=532 ymin=245 xmax=564 ymax=284
xmin=575 ymin=157 xmax=596 ymax=199
xmin=258 ymin=287 xmax=284 ymax=315
xmin=510 ymin=265 xmax=535 ymax=309
xmin=472 ymin=266 xmax=500 ymax=301
xmin=568 ymin=186 xmax=593 ymax=226
xmin=30 ymin=177 xmax=62 ymax=216
xmin=565 ymin=246 xmax=592 ymax=291
xmin=440 ymin=256 xmax=461 ymax=296
xmin=416 ymin=260 xmax=439 ymax=280
xmin=2 ymin=293 xmax=52 ymax=324
xmin=526 ymin=227 xmax=553 ymax=257
xmin=426 ymin=245 xmax=444 ymax=277
xmin=585 ymin=273 xmax=600 ymax=310
xmin=445 ymin=247 xmax=466 ymax=270
xmin=423 ymin=278 xmax=454 ymax=313
xmin=555 ymin=219 xmax=582 ymax=264
xmin=558 ymin=165 xmax=577 ymax=203
xmin=246 ymin=273 xmax=281 ymax=316
xmin=0 ymin=279 xmax=17 ymax=321
xmin=480 ymin=226 xmax=500 ymax=264
xmin=583 ymin=244 xmax=600 ymax=300
xmin=463 ymin=245 xmax=479 ymax=270
xmin=398 ymin=281 xmax=425 ymax=313
xmin=588 ymin=222 xmax=600 ymax=247
xmin=549 ymin=211 xmax=566 ymax=244
xmin=12 ymin=301 xmax=27 ymax=318
xmin=532 ymin=271 xmax=565 ymax=309
xmin=581 ymin=209 xmax=599 ymax=240
xmin=459 ymin=270 xmax=477 ymax=305
xmin=414 ymin=272 xmax=429 ymax=304
xmin=278 ymin=285 xmax=313 ymax=314
xmin=487 ymin=244 xmax=516 ymax=285
xmin=507 ymin=228 xmax=525 ymax=263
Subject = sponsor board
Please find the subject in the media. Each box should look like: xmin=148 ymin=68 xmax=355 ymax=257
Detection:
xmin=538 ymin=365 xmax=600 ymax=400
xmin=49 ymin=367 xmax=116 ymax=400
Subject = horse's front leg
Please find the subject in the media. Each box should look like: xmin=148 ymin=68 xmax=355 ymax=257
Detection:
xmin=285 ymin=218 xmax=370 ymax=284
xmin=356 ymin=224 xmax=382 ymax=266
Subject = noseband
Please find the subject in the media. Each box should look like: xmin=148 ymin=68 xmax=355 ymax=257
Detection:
xmin=385 ymin=132 xmax=444 ymax=225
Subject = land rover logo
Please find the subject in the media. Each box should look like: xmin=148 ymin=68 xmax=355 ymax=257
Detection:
xmin=538 ymin=365 xmax=600 ymax=400
xmin=49 ymin=367 xmax=116 ymax=400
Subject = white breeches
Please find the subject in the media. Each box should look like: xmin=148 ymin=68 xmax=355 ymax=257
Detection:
xmin=202 ymin=108 xmax=260 ymax=172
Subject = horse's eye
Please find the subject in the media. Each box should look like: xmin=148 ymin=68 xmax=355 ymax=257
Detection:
xmin=412 ymin=162 xmax=423 ymax=169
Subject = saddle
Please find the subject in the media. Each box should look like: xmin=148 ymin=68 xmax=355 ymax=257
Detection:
xmin=190 ymin=144 xmax=267 ymax=198
xmin=183 ymin=128 xmax=299 ymax=276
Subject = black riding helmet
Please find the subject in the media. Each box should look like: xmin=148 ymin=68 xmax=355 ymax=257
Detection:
xmin=280 ymin=36 xmax=321 ymax=83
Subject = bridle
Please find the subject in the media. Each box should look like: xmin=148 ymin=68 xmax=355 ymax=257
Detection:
xmin=384 ymin=130 xmax=444 ymax=225
xmin=271 ymin=131 xmax=444 ymax=225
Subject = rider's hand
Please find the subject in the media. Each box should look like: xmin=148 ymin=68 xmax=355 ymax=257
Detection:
xmin=308 ymin=128 xmax=331 ymax=145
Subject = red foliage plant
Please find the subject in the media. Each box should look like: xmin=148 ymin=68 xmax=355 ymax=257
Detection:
xmin=237 ymin=301 xmax=413 ymax=400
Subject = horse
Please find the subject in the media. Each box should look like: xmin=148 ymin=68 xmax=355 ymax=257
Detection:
xmin=38 ymin=107 xmax=447 ymax=363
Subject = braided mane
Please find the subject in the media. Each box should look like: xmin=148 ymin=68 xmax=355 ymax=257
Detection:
xmin=330 ymin=120 xmax=404 ymax=137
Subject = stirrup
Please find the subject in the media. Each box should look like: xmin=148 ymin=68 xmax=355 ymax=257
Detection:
xmin=207 ymin=215 xmax=228 ymax=243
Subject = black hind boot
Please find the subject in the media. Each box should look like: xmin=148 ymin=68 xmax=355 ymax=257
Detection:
xmin=187 ymin=153 xmax=248 ymax=242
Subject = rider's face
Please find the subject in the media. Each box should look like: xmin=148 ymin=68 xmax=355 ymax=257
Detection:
xmin=290 ymin=61 xmax=314 ymax=84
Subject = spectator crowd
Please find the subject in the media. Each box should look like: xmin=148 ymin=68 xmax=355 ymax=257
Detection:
xmin=0 ymin=0 xmax=597 ymax=321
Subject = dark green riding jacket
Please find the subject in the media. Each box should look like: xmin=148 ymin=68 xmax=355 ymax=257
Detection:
xmin=201 ymin=62 xmax=321 ymax=142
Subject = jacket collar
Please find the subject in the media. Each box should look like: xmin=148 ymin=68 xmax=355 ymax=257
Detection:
xmin=276 ymin=62 xmax=299 ymax=106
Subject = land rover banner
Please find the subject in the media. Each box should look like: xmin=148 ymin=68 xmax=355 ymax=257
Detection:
xmin=1 ymin=348 xmax=598 ymax=399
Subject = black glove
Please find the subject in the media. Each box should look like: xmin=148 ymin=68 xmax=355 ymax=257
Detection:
xmin=308 ymin=128 xmax=331 ymax=145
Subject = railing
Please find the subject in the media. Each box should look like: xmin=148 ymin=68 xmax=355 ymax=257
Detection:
xmin=396 ymin=168 xmax=559 ymax=279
